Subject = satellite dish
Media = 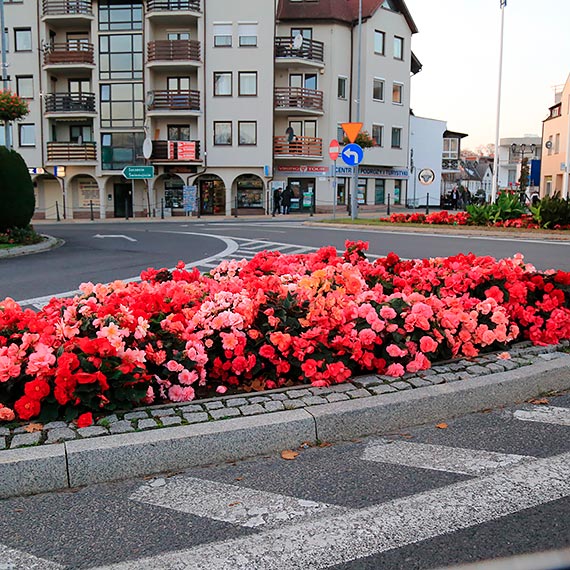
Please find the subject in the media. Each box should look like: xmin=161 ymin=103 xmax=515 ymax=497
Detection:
xmin=145 ymin=91 xmax=155 ymax=108
xmin=293 ymin=34 xmax=303 ymax=50
xmin=142 ymin=138 xmax=153 ymax=159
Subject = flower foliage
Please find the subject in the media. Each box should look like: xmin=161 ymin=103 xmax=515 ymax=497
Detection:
xmin=0 ymin=90 xmax=29 ymax=122
xmin=1 ymin=243 xmax=570 ymax=424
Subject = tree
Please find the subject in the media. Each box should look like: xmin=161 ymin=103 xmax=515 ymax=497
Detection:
xmin=0 ymin=90 xmax=30 ymax=151
xmin=475 ymin=143 xmax=496 ymax=157
xmin=342 ymin=130 xmax=376 ymax=148
xmin=0 ymin=146 xmax=35 ymax=231
xmin=518 ymin=157 xmax=530 ymax=197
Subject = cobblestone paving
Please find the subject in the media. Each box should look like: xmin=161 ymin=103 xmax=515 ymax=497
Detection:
xmin=1 ymin=341 xmax=567 ymax=451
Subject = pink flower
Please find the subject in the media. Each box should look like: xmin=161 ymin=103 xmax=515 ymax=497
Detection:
xmin=386 ymin=344 xmax=407 ymax=358
xmin=168 ymin=384 xmax=195 ymax=402
xmin=178 ymin=369 xmax=198 ymax=385
xmin=386 ymin=363 xmax=405 ymax=377
xmin=380 ymin=306 xmax=397 ymax=319
xmin=498 ymin=352 xmax=511 ymax=360
xmin=0 ymin=405 xmax=15 ymax=422
xmin=419 ymin=336 xmax=438 ymax=353
xmin=216 ymin=385 xmax=228 ymax=394
xmin=166 ymin=359 xmax=184 ymax=373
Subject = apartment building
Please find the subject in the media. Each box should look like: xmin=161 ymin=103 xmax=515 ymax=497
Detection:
xmin=541 ymin=74 xmax=570 ymax=199
xmin=2 ymin=0 xmax=417 ymax=219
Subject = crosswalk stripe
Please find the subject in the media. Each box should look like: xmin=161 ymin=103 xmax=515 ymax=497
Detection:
xmin=0 ymin=544 xmax=64 ymax=570
xmin=130 ymin=475 xmax=346 ymax=529
xmin=91 ymin=451 xmax=570 ymax=570
xmin=514 ymin=406 xmax=570 ymax=427
xmin=362 ymin=440 xmax=532 ymax=475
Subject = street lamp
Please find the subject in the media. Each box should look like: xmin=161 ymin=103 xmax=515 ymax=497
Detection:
xmin=510 ymin=143 xmax=536 ymax=203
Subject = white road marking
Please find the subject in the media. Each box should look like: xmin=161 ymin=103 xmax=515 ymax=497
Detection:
xmin=514 ymin=406 xmax=570 ymax=427
xmin=130 ymin=476 xmax=346 ymax=529
xmin=0 ymin=544 xmax=64 ymax=570
xmin=91 ymin=451 xmax=570 ymax=570
xmin=362 ymin=440 xmax=532 ymax=475
xmin=93 ymin=234 xmax=137 ymax=242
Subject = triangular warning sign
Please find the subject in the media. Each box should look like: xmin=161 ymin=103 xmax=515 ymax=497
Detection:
xmin=341 ymin=122 xmax=363 ymax=143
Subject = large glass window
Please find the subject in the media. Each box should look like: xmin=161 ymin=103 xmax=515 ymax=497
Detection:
xmin=374 ymin=179 xmax=386 ymax=204
xmin=442 ymin=138 xmax=459 ymax=159
xmin=16 ymin=76 xmax=33 ymax=98
xmin=214 ymin=72 xmax=232 ymax=96
xmin=18 ymin=124 xmax=35 ymax=146
xmin=238 ymin=72 xmax=257 ymax=96
xmin=392 ymin=82 xmax=403 ymax=104
xmin=374 ymin=30 xmax=385 ymax=55
xmin=238 ymin=121 xmax=256 ymax=145
xmin=101 ymin=132 xmax=144 ymax=170
xmin=372 ymin=124 xmax=383 ymax=146
xmin=168 ymin=125 xmax=191 ymax=141
xmin=391 ymin=127 xmax=402 ymax=149
xmin=100 ymin=83 xmax=143 ymax=128
xmin=214 ymin=122 xmax=232 ymax=145
xmin=14 ymin=28 xmax=31 ymax=51
xmin=99 ymin=0 xmax=143 ymax=31
xmin=373 ymin=78 xmax=384 ymax=101
xmin=99 ymin=34 xmax=143 ymax=80
xmin=394 ymin=36 xmax=404 ymax=60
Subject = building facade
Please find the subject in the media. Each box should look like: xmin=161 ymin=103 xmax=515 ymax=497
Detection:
xmin=2 ymin=0 xmax=417 ymax=219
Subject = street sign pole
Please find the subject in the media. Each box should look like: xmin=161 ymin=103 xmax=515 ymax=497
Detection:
xmin=351 ymin=166 xmax=358 ymax=221
xmin=333 ymin=159 xmax=337 ymax=220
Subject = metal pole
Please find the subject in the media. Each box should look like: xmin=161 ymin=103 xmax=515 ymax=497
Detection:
xmin=0 ymin=0 xmax=10 ymax=150
xmin=350 ymin=0 xmax=363 ymax=221
xmin=160 ymin=197 xmax=164 ymax=219
xmin=491 ymin=0 xmax=506 ymax=203
xmin=234 ymin=195 xmax=238 ymax=218
xmin=426 ymin=192 xmax=430 ymax=215
xmin=387 ymin=193 xmax=391 ymax=216
xmin=56 ymin=200 xmax=60 ymax=222
xmin=563 ymin=94 xmax=570 ymax=200
xmin=332 ymin=160 xmax=337 ymax=220
xmin=89 ymin=199 xmax=94 ymax=221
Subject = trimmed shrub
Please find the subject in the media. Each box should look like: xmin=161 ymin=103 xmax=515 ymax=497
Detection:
xmin=0 ymin=146 xmax=35 ymax=232
xmin=537 ymin=194 xmax=570 ymax=229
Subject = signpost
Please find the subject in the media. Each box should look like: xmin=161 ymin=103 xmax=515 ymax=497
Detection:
xmin=122 ymin=166 xmax=154 ymax=220
xmin=341 ymin=143 xmax=364 ymax=167
xmin=341 ymin=123 xmax=364 ymax=220
xmin=329 ymin=139 xmax=340 ymax=219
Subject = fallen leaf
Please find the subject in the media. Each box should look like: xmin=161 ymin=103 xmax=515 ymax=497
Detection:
xmin=530 ymin=398 xmax=549 ymax=405
xmin=498 ymin=352 xmax=511 ymax=360
xmin=436 ymin=423 xmax=448 ymax=429
xmin=228 ymin=502 xmax=241 ymax=507
xmin=23 ymin=423 xmax=43 ymax=433
xmin=317 ymin=441 xmax=332 ymax=448
xmin=14 ymin=509 xmax=24 ymax=513
xmin=235 ymin=477 xmax=243 ymax=481
xmin=281 ymin=449 xmax=299 ymax=460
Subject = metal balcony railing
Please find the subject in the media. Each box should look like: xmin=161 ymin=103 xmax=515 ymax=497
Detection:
xmin=275 ymin=37 xmax=324 ymax=64
xmin=44 ymin=92 xmax=95 ymax=113
xmin=147 ymin=90 xmax=200 ymax=111
xmin=146 ymin=0 xmax=201 ymax=12
xmin=150 ymin=140 xmax=201 ymax=161
xmin=42 ymin=0 xmax=92 ymax=16
xmin=274 ymin=87 xmax=323 ymax=112
xmin=43 ymin=42 xmax=94 ymax=66
xmin=47 ymin=142 xmax=97 ymax=161
xmin=274 ymin=136 xmax=323 ymax=158
xmin=147 ymin=40 xmax=201 ymax=63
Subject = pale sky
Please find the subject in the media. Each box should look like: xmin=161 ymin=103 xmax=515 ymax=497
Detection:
xmin=405 ymin=0 xmax=570 ymax=151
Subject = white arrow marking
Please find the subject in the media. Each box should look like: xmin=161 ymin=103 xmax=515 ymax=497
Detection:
xmin=93 ymin=234 xmax=138 ymax=242
xmin=344 ymin=149 xmax=359 ymax=162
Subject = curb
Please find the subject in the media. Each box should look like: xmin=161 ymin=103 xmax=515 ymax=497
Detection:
xmin=1 ymin=352 xmax=569 ymax=499
xmin=0 ymin=235 xmax=63 ymax=259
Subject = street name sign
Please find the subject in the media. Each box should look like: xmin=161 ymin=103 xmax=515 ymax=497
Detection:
xmin=122 ymin=166 xmax=155 ymax=179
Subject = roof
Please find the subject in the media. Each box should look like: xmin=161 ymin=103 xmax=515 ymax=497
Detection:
xmin=444 ymin=130 xmax=469 ymax=139
xmin=277 ymin=0 xmax=418 ymax=33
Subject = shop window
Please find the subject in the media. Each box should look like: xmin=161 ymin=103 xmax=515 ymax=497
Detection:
xmin=374 ymin=179 xmax=385 ymax=204
xmin=237 ymin=176 xmax=263 ymax=208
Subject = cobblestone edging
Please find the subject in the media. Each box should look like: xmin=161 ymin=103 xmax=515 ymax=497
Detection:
xmin=1 ymin=341 xmax=568 ymax=452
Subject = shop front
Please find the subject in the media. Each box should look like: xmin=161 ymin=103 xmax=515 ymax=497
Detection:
xmin=274 ymin=165 xmax=329 ymax=213
xmin=195 ymin=174 xmax=226 ymax=215
xmin=235 ymin=174 xmax=264 ymax=213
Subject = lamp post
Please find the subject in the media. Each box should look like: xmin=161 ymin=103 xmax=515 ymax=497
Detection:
xmin=510 ymin=143 xmax=536 ymax=203
xmin=491 ymin=0 xmax=507 ymax=203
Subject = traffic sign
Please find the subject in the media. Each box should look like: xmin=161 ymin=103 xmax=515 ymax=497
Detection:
xmin=341 ymin=143 xmax=364 ymax=166
xmin=329 ymin=139 xmax=340 ymax=161
xmin=341 ymin=122 xmax=363 ymax=143
xmin=122 ymin=166 xmax=155 ymax=179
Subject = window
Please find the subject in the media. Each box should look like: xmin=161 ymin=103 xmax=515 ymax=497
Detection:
xmin=14 ymin=28 xmax=31 ymax=51
xmin=16 ymin=76 xmax=33 ymax=99
xmin=442 ymin=138 xmax=459 ymax=159
xmin=214 ymin=121 xmax=232 ymax=145
xmin=372 ymin=124 xmax=383 ymax=146
xmin=18 ymin=124 xmax=35 ymax=146
xmin=238 ymin=72 xmax=257 ymax=96
xmin=100 ymin=83 xmax=144 ymax=128
xmin=394 ymin=36 xmax=404 ymax=60
xmin=238 ymin=23 xmax=257 ymax=47
xmin=238 ymin=121 xmax=257 ymax=145
xmin=337 ymin=124 xmax=344 ymax=143
xmin=338 ymin=76 xmax=347 ymax=99
xmin=168 ymin=32 xmax=190 ymax=41
xmin=374 ymin=30 xmax=385 ymax=55
xmin=70 ymin=125 xmax=92 ymax=143
xmin=374 ymin=179 xmax=386 ymax=205
xmin=391 ymin=127 xmax=402 ymax=148
xmin=99 ymin=34 xmax=143 ymax=80
xmin=3 ymin=28 xmax=8 ymax=52
xmin=69 ymin=79 xmax=90 ymax=93
xmin=214 ymin=72 xmax=232 ymax=96
xmin=555 ymin=133 xmax=560 ymax=154
xmin=392 ymin=82 xmax=403 ymax=104
xmin=291 ymin=28 xmax=312 ymax=40
xmin=289 ymin=73 xmax=316 ymax=90
xmin=373 ymin=78 xmax=384 ymax=101
xmin=214 ymin=23 xmax=232 ymax=47
xmin=168 ymin=125 xmax=191 ymax=141
xmin=168 ymin=76 xmax=190 ymax=91
xmin=101 ymin=132 xmax=144 ymax=170
xmin=99 ymin=0 xmax=143 ymax=31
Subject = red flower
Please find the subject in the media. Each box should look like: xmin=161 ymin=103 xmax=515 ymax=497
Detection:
xmin=14 ymin=396 xmax=41 ymax=421
xmin=76 ymin=412 xmax=93 ymax=428
xmin=24 ymin=379 xmax=51 ymax=401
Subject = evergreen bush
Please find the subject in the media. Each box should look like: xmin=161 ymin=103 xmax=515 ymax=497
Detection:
xmin=0 ymin=147 xmax=35 ymax=232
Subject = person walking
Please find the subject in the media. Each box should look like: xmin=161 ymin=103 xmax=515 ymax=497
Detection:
xmin=281 ymin=184 xmax=292 ymax=214
xmin=272 ymin=187 xmax=282 ymax=216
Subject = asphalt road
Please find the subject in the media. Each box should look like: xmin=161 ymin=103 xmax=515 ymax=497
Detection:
xmin=0 ymin=392 xmax=569 ymax=569
xmin=1 ymin=218 xmax=570 ymax=304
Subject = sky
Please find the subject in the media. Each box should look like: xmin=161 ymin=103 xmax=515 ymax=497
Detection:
xmin=404 ymin=0 xmax=570 ymax=152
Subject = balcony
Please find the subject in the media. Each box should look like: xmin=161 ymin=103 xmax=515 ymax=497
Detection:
xmin=275 ymin=37 xmax=324 ymax=68
xmin=41 ymin=0 xmax=93 ymax=26
xmin=274 ymin=136 xmax=323 ymax=160
xmin=274 ymin=87 xmax=323 ymax=115
xmin=150 ymin=140 xmax=201 ymax=163
xmin=46 ymin=142 xmax=97 ymax=163
xmin=146 ymin=90 xmax=201 ymax=115
xmin=44 ymin=92 xmax=96 ymax=116
xmin=442 ymin=158 xmax=460 ymax=171
xmin=146 ymin=0 xmax=201 ymax=21
xmin=147 ymin=40 xmax=201 ymax=69
xmin=43 ymin=42 xmax=95 ymax=72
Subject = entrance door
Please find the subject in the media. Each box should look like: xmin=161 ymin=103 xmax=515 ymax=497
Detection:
xmin=114 ymin=183 xmax=133 ymax=218
xmin=287 ymin=178 xmax=315 ymax=212
xmin=199 ymin=179 xmax=225 ymax=215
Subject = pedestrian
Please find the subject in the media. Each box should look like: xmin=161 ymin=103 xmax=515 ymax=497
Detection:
xmin=281 ymin=184 xmax=292 ymax=214
xmin=285 ymin=126 xmax=296 ymax=153
xmin=272 ymin=187 xmax=282 ymax=216
xmin=451 ymin=187 xmax=458 ymax=210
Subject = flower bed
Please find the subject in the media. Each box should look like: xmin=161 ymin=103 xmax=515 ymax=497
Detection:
xmin=1 ymin=241 xmax=569 ymax=426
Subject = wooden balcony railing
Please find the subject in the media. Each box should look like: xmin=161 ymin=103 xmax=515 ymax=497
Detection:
xmin=47 ymin=142 xmax=97 ymax=162
xmin=150 ymin=140 xmax=201 ymax=161
xmin=43 ymin=42 xmax=94 ymax=66
xmin=146 ymin=0 xmax=201 ymax=12
xmin=274 ymin=87 xmax=323 ymax=112
xmin=275 ymin=37 xmax=324 ymax=64
xmin=147 ymin=40 xmax=201 ymax=63
xmin=42 ymin=0 xmax=92 ymax=16
xmin=147 ymin=90 xmax=200 ymax=111
xmin=45 ymin=92 xmax=95 ymax=113
xmin=274 ymin=136 xmax=323 ymax=158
